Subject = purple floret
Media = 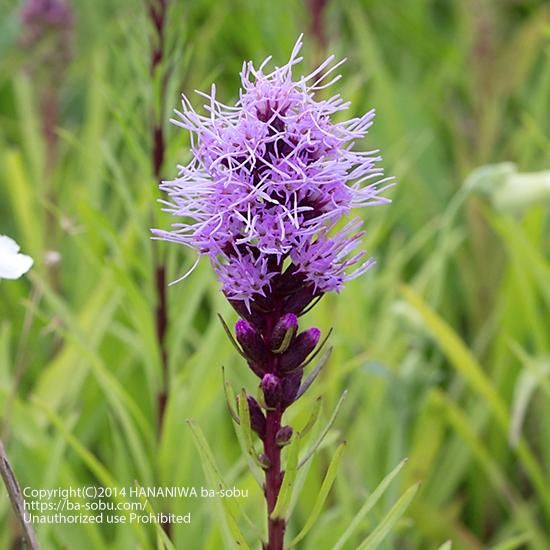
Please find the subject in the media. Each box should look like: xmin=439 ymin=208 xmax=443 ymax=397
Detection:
xmin=154 ymin=35 xmax=392 ymax=307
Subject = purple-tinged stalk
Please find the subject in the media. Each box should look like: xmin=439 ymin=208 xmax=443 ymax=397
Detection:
xmin=149 ymin=0 xmax=168 ymax=178
xmin=20 ymin=0 xmax=73 ymax=172
xmin=20 ymin=0 xmax=74 ymax=289
xmin=154 ymin=36 xmax=392 ymax=549
xmin=308 ymin=0 xmax=329 ymax=51
xmin=148 ymin=0 xmax=171 ymax=431
xmin=147 ymin=0 xmax=173 ymax=542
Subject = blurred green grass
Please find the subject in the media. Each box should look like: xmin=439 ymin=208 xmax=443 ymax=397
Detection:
xmin=1 ymin=0 xmax=550 ymax=548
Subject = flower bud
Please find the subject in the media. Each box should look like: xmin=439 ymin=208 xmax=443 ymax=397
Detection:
xmin=258 ymin=453 xmax=271 ymax=469
xmin=279 ymin=328 xmax=321 ymax=372
xmin=235 ymin=319 xmax=267 ymax=363
xmin=247 ymin=395 xmax=266 ymax=438
xmin=276 ymin=426 xmax=293 ymax=447
xmin=270 ymin=313 xmax=298 ymax=353
xmin=261 ymin=373 xmax=281 ymax=408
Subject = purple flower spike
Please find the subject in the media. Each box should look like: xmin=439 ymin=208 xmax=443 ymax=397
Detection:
xmin=154 ymin=35 xmax=392 ymax=307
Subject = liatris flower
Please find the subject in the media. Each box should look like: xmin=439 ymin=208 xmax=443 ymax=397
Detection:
xmin=154 ymin=36 xmax=391 ymax=550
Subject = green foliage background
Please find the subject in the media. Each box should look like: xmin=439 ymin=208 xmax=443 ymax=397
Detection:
xmin=1 ymin=0 xmax=550 ymax=548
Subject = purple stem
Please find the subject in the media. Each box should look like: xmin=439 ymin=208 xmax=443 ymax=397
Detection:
xmin=149 ymin=0 xmax=171 ymax=539
xmin=308 ymin=0 xmax=329 ymax=50
xmin=230 ymin=285 xmax=322 ymax=547
xmin=260 ymin=308 xmax=287 ymax=549
xmin=155 ymin=264 xmax=168 ymax=425
xmin=263 ymin=408 xmax=285 ymax=550
xmin=149 ymin=0 xmax=170 ymax=432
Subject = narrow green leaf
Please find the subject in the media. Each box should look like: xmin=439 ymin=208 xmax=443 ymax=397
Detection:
xmin=222 ymin=367 xmax=240 ymax=424
xmin=298 ymin=396 xmax=322 ymax=439
xmin=289 ymin=442 xmax=346 ymax=546
xmin=296 ymin=347 xmax=333 ymax=400
xmin=271 ymin=433 xmax=300 ymax=520
xmin=299 ymin=390 xmax=347 ymax=468
xmin=217 ymin=314 xmax=247 ymax=359
xmin=186 ymin=419 xmax=251 ymax=550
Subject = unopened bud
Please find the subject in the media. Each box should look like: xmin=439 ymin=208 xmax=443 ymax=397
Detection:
xmin=279 ymin=328 xmax=321 ymax=372
xmin=270 ymin=313 xmax=298 ymax=353
xmin=276 ymin=426 xmax=293 ymax=447
xmin=258 ymin=453 xmax=271 ymax=469
xmin=235 ymin=319 xmax=267 ymax=363
xmin=261 ymin=373 xmax=281 ymax=408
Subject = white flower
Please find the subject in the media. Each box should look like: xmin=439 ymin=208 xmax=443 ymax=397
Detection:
xmin=465 ymin=162 xmax=550 ymax=212
xmin=0 ymin=235 xmax=34 ymax=280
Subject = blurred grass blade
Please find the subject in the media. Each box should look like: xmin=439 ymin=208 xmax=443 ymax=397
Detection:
xmin=489 ymin=533 xmax=532 ymax=550
xmin=357 ymin=482 xmax=420 ymax=550
xmin=2 ymin=150 xmax=43 ymax=258
xmin=401 ymin=285 xmax=550 ymax=519
xmin=133 ymin=481 xmax=176 ymax=550
xmin=333 ymin=458 xmax=408 ymax=550
xmin=430 ymin=389 xmax=513 ymax=503
xmin=508 ymin=348 xmax=550 ymax=447
xmin=33 ymin=398 xmax=149 ymax=547
xmin=400 ymin=285 xmax=508 ymax=426
xmin=186 ymin=419 xmax=251 ymax=550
